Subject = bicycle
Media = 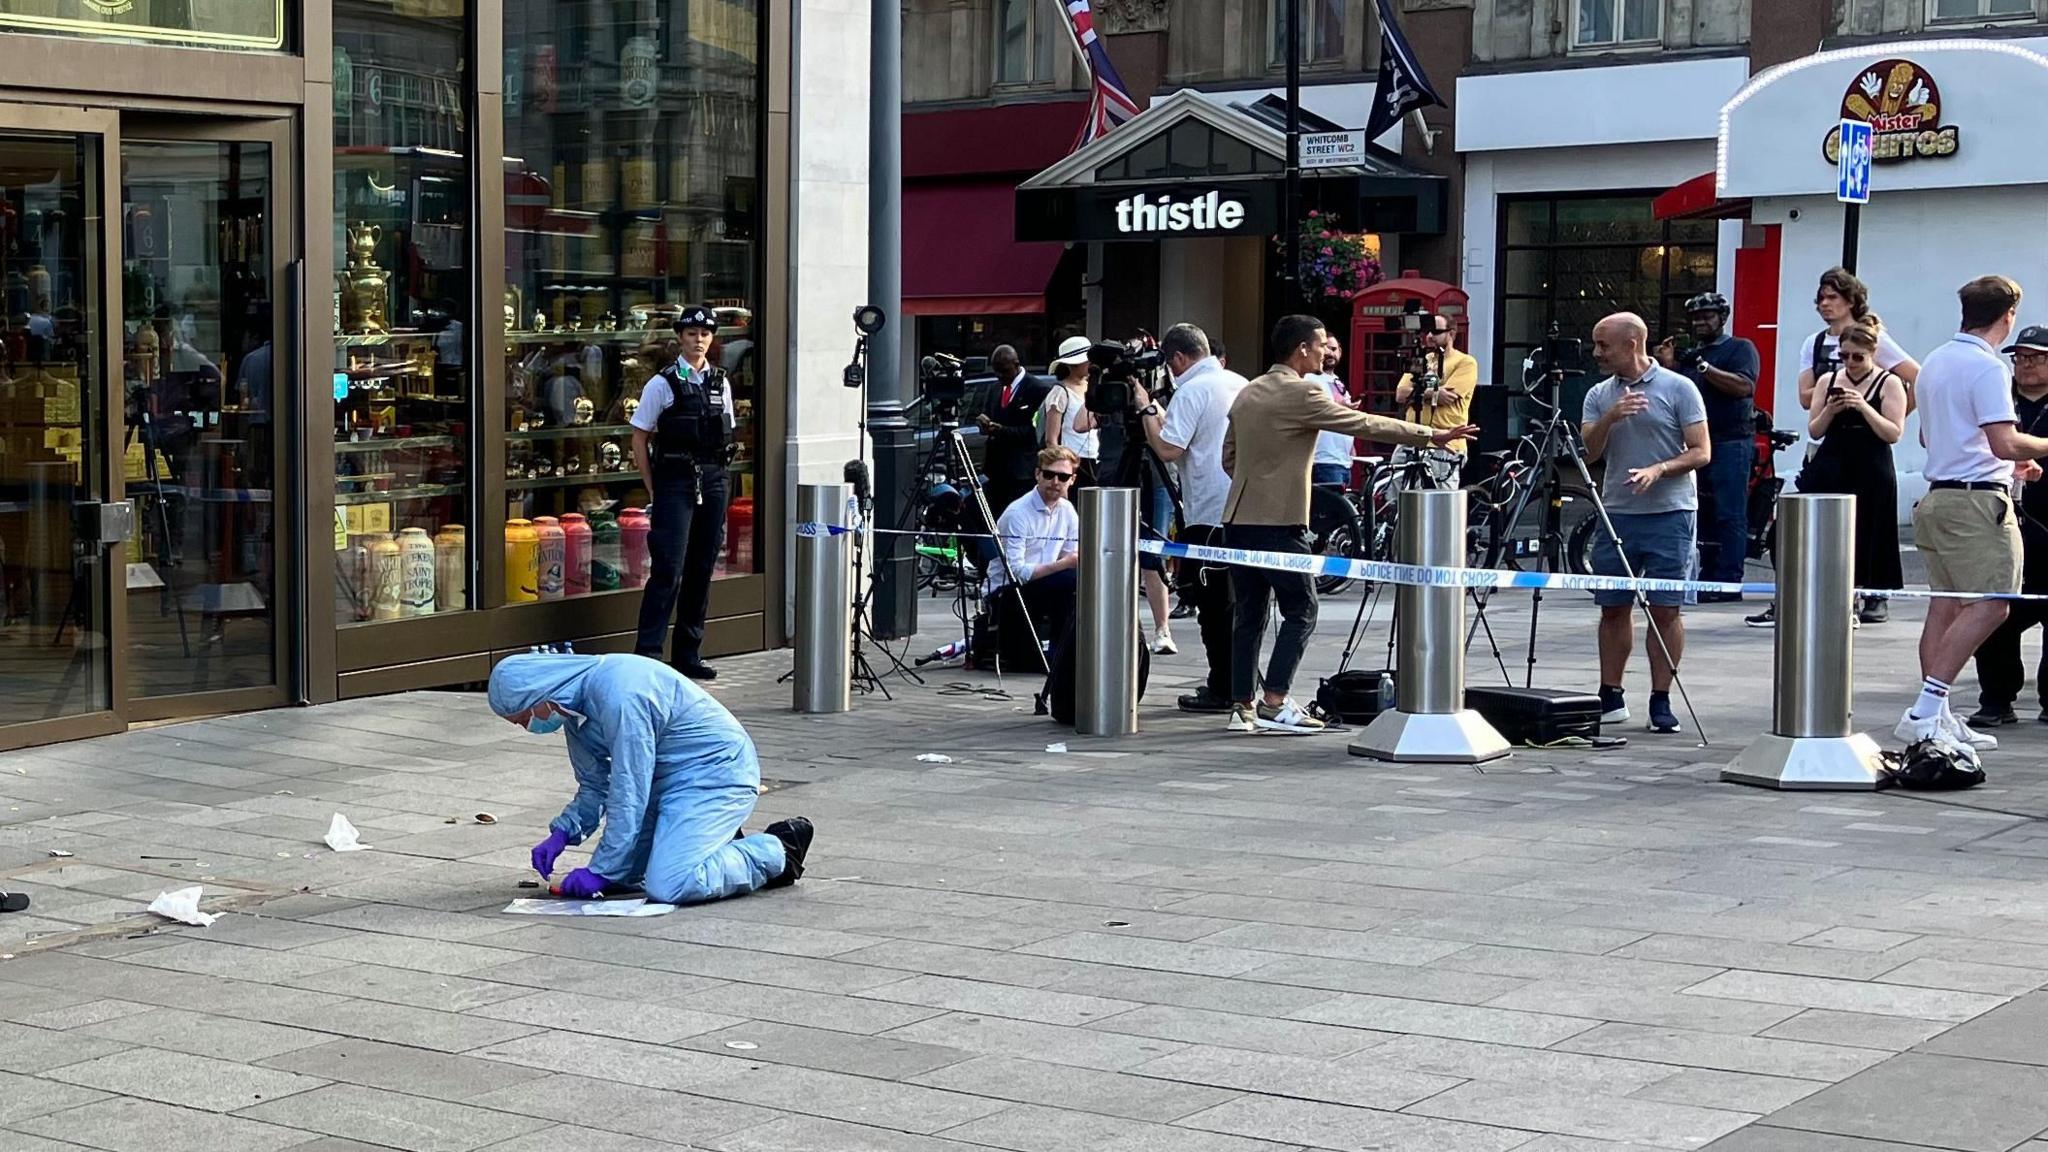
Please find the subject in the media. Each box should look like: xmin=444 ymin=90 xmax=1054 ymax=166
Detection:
xmin=1310 ymin=446 xmax=1465 ymax=596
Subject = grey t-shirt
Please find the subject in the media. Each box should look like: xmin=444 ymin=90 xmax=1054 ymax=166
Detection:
xmin=1582 ymin=364 xmax=1708 ymax=515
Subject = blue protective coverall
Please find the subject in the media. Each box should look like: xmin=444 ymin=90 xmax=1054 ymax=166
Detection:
xmin=487 ymin=652 xmax=786 ymax=904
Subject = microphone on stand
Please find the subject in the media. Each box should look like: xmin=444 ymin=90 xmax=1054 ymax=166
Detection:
xmin=843 ymin=459 xmax=872 ymax=506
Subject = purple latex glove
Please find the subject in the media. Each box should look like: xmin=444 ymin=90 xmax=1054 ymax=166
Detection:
xmin=556 ymin=867 xmax=609 ymax=900
xmin=531 ymin=829 xmax=571 ymax=879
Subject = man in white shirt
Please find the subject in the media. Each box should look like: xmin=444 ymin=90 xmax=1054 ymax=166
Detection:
xmin=986 ymin=446 xmax=1083 ymax=653
xmin=1131 ymin=323 xmax=1249 ymax=713
xmin=1900 ymin=276 xmax=2048 ymax=754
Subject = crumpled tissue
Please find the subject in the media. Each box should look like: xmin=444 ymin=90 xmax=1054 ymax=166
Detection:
xmin=147 ymin=886 xmax=217 ymax=927
xmin=324 ymin=813 xmax=370 ymax=852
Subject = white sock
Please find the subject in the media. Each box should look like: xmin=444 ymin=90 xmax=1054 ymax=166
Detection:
xmin=1912 ymin=677 xmax=1951 ymax=721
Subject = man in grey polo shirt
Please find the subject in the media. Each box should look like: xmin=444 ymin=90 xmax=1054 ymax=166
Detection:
xmin=1582 ymin=312 xmax=1711 ymax=734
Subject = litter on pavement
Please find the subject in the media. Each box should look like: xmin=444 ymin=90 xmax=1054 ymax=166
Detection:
xmin=323 ymin=813 xmax=369 ymax=852
xmin=146 ymin=886 xmax=216 ymax=927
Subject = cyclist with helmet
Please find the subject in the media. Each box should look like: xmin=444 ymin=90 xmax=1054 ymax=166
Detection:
xmin=1656 ymin=292 xmax=1759 ymax=599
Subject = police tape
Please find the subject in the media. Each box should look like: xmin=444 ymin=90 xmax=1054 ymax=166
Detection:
xmin=792 ymin=521 xmax=2048 ymax=602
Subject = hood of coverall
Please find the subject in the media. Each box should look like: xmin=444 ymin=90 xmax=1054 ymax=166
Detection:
xmin=487 ymin=652 xmax=602 ymax=719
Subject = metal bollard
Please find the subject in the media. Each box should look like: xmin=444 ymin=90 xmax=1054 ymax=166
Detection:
xmin=1725 ymin=494 xmax=1885 ymax=788
xmin=1351 ymin=488 xmax=1510 ymax=764
xmin=1077 ymin=487 xmax=1139 ymax=736
xmin=793 ymin=483 xmax=852 ymax=713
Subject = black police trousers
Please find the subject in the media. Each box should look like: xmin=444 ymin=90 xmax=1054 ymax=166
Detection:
xmin=635 ymin=463 xmax=728 ymax=666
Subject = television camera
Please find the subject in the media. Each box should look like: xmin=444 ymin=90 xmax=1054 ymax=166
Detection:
xmin=917 ymin=352 xmax=969 ymax=425
xmin=1082 ymin=334 xmax=1167 ymax=416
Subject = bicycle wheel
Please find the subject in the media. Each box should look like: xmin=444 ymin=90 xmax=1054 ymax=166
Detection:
xmin=1310 ymin=484 xmax=1362 ymax=596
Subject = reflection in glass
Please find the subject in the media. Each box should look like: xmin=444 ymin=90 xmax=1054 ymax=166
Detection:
xmin=333 ymin=0 xmax=472 ymax=625
xmin=503 ymin=0 xmax=762 ymax=595
xmin=122 ymin=139 xmax=277 ymax=696
xmin=0 ymin=131 xmax=109 ymax=719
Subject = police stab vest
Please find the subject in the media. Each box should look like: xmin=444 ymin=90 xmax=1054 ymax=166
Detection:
xmin=652 ymin=363 xmax=731 ymax=468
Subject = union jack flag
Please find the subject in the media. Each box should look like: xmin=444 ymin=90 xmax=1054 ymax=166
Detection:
xmin=1055 ymin=0 xmax=1141 ymax=149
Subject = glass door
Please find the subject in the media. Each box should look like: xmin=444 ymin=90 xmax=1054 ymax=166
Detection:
xmin=0 ymin=105 xmax=122 ymax=750
xmin=119 ymin=118 xmax=291 ymax=715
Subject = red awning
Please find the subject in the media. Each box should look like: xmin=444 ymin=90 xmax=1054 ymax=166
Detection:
xmin=1653 ymin=172 xmax=1752 ymax=222
xmin=903 ymin=180 xmax=1066 ymax=317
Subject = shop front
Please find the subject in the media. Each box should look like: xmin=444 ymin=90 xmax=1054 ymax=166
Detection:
xmin=0 ymin=0 xmax=794 ymax=751
xmin=1015 ymin=88 xmax=1445 ymax=377
xmin=1716 ymin=39 xmax=2048 ymax=513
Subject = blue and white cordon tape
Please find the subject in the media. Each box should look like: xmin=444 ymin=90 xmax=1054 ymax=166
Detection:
xmin=794 ymin=522 xmax=2048 ymax=603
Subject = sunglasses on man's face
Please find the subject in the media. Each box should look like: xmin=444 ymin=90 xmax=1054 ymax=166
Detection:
xmin=1039 ymin=469 xmax=1076 ymax=482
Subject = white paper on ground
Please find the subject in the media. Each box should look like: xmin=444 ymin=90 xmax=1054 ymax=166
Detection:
xmin=1046 ymin=742 xmax=1067 ymax=753
xmin=914 ymin=753 xmax=954 ymax=763
xmin=500 ymin=898 xmax=676 ymax=917
xmin=147 ymin=886 xmax=217 ymax=927
xmin=324 ymin=813 xmax=369 ymax=852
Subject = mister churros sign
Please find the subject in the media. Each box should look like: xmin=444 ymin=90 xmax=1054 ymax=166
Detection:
xmin=1821 ymin=58 xmax=1960 ymax=165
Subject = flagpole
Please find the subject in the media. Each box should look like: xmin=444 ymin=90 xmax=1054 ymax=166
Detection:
xmin=1283 ymin=0 xmax=1303 ymax=312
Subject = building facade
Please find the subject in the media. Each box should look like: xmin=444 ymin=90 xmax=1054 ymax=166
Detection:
xmin=0 ymin=0 xmax=866 ymax=750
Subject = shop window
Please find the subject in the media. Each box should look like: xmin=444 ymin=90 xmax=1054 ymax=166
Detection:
xmin=995 ymin=0 xmax=1059 ymax=85
xmin=1496 ymin=194 xmax=1715 ymax=380
xmin=0 ymin=0 xmax=283 ymax=49
xmin=332 ymin=0 xmax=473 ymax=626
xmin=1928 ymin=0 xmax=2034 ymax=20
xmin=1574 ymin=0 xmax=1660 ymax=47
xmin=1268 ymin=0 xmax=1345 ymax=66
xmin=502 ymin=0 xmax=764 ymax=603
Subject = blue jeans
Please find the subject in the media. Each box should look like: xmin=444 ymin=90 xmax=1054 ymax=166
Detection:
xmin=1699 ymin=438 xmax=1753 ymax=583
xmin=1312 ymin=463 xmax=1350 ymax=489
xmin=1590 ymin=510 xmax=1697 ymax=608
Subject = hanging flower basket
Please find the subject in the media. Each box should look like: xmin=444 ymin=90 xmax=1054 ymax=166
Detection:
xmin=1281 ymin=211 xmax=1384 ymax=303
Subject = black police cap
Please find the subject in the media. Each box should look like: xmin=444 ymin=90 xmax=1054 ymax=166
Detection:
xmin=674 ymin=305 xmax=718 ymax=332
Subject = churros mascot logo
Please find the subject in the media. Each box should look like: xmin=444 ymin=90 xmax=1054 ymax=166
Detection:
xmin=1822 ymin=59 xmax=1959 ymax=164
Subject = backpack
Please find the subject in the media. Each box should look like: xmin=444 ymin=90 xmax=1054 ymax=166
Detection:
xmin=1040 ymin=618 xmax=1150 ymax=725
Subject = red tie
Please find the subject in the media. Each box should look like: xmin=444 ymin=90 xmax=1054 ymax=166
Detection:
xmin=1003 ymin=381 xmax=1016 ymax=408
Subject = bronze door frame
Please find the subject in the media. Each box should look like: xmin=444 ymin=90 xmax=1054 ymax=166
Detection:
xmin=118 ymin=114 xmax=297 ymax=723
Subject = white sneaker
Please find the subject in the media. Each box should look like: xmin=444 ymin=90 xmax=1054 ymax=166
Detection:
xmin=1255 ymin=697 xmax=1326 ymax=735
xmin=1151 ymin=630 xmax=1178 ymax=655
xmin=1940 ymin=712 xmax=1999 ymax=752
xmin=1895 ymin=710 xmax=1943 ymax=745
xmin=1226 ymin=705 xmax=1256 ymax=733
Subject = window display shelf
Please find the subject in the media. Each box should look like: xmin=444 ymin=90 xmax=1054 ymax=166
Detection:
xmin=334 ymin=435 xmax=460 ymax=454
xmin=336 ymin=483 xmax=466 ymax=506
xmin=505 ymin=472 xmax=637 ymax=492
xmin=508 ymin=423 xmax=634 ymax=442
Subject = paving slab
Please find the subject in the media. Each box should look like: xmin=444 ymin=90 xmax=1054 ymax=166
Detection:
xmin=9 ymin=1096 xmax=319 ymax=1152
xmin=44 ymin=1046 xmax=327 ymax=1113
xmin=235 ymin=1082 xmax=553 ymax=1152
xmin=1759 ymin=1052 xmax=2048 ymax=1151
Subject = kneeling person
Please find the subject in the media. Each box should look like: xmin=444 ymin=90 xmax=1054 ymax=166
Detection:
xmin=985 ymin=447 xmax=1083 ymax=653
xmin=491 ymin=651 xmax=812 ymax=903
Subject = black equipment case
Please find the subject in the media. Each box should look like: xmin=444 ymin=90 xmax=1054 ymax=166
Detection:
xmin=1465 ymin=686 xmax=1603 ymax=745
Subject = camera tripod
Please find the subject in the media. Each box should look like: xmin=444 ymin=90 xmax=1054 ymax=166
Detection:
xmin=1468 ymin=367 xmax=1709 ymax=743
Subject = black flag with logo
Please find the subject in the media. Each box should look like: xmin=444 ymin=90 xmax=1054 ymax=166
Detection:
xmin=1366 ymin=0 xmax=1445 ymax=142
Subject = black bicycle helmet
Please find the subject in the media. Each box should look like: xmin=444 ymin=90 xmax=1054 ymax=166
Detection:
xmin=1684 ymin=291 xmax=1731 ymax=315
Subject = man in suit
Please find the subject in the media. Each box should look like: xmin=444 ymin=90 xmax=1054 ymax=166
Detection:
xmin=975 ymin=344 xmax=1053 ymax=516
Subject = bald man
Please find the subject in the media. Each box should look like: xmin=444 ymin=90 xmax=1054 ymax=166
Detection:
xmin=1582 ymin=312 xmax=1711 ymax=735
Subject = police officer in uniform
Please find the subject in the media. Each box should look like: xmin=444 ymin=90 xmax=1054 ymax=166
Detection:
xmin=632 ymin=306 xmax=735 ymax=680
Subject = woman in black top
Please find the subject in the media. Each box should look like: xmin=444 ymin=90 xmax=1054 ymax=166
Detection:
xmin=1799 ymin=318 xmax=1907 ymax=622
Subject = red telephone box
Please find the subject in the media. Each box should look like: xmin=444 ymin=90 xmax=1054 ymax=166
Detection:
xmin=1348 ymin=274 xmax=1470 ymax=414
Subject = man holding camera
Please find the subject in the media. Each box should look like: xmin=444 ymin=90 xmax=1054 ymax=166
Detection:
xmin=1656 ymin=292 xmax=1759 ymax=599
xmin=632 ymin=306 xmax=735 ymax=681
xmin=1131 ymin=323 xmax=1247 ymax=713
xmin=975 ymin=345 xmax=1053 ymax=517
xmin=1393 ymin=314 xmax=1479 ymax=455
xmin=1220 ymin=315 xmax=1477 ymax=734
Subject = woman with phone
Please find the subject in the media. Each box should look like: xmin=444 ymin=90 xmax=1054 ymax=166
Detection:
xmin=1799 ymin=317 xmax=1907 ymax=620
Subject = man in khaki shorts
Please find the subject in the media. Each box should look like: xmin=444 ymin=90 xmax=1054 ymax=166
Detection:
xmin=1900 ymin=276 xmax=2048 ymax=752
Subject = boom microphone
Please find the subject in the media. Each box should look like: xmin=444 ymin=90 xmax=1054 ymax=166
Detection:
xmin=842 ymin=459 xmax=872 ymax=505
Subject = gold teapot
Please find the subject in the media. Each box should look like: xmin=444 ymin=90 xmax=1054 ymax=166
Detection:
xmin=342 ymin=223 xmax=390 ymax=335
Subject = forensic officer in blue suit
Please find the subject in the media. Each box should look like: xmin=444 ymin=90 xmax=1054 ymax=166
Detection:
xmin=489 ymin=651 xmax=812 ymax=903
xmin=632 ymin=305 xmax=735 ymax=681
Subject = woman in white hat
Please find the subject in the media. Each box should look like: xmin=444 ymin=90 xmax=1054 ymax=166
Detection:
xmin=1040 ymin=335 xmax=1099 ymax=486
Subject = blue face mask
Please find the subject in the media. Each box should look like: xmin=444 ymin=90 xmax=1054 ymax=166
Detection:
xmin=523 ymin=712 xmax=566 ymax=735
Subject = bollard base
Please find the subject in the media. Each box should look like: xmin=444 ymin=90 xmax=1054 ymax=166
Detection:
xmin=1349 ymin=710 xmax=1512 ymax=765
xmin=1722 ymin=731 xmax=1888 ymax=790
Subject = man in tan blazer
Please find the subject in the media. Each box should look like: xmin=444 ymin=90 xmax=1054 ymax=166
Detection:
xmin=1220 ymin=314 xmax=1478 ymax=734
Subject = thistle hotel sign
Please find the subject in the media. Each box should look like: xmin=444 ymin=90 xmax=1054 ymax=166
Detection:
xmin=1822 ymin=58 xmax=1959 ymax=165
xmin=1113 ymin=190 xmax=1249 ymax=234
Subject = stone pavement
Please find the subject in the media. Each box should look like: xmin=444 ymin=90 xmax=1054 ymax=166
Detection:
xmin=9 ymin=588 xmax=2048 ymax=1150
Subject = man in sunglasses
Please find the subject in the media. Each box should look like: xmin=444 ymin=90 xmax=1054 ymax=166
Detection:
xmin=985 ymin=446 xmax=1084 ymax=656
